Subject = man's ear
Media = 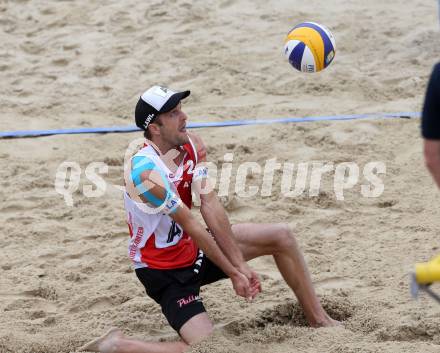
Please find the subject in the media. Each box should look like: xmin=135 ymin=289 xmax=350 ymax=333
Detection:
xmin=148 ymin=123 xmax=161 ymax=137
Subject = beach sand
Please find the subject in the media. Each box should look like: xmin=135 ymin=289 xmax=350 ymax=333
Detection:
xmin=1 ymin=0 xmax=440 ymax=352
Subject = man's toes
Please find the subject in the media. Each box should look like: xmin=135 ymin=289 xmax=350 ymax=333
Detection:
xmin=79 ymin=327 xmax=122 ymax=352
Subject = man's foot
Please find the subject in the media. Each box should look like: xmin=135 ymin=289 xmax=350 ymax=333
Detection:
xmin=310 ymin=316 xmax=342 ymax=328
xmin=79 ymin=327 xmax=124 ymax=352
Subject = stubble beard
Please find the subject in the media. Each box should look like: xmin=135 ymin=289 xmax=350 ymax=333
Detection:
xmin=175 ymin=132 xmax=189 ymax=148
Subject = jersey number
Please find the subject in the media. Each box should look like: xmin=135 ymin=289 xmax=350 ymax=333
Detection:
xmin=167 ymin=221 xmax=183 ymax=243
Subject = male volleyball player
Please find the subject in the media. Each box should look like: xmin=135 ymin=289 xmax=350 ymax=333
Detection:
xmin=422 ymin=62 xmax=440 ymax=187
xmin=80 ymin=85 xmax=339 ymax=353
xmin=410 ymin=60 xmax=440 ymax=301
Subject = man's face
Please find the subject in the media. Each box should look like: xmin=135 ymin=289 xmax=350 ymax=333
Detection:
xmin=157 ymin=102 xmax=189 ymax=147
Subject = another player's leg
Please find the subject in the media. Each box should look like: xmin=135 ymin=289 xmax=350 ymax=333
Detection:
xmin=231 ymin=223 xmax=340 ymax=327
xmin=78 ymin=313 xmax=213 ymax=353
xmin=78 ymin=328 xmax=187 ymax=353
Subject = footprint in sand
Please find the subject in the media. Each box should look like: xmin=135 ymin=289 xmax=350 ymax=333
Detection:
xmin=376 ymin=320 xmax=439 ymax=342
xmin=52 ymin=58 xmax=69 ymax=67
xmin=68 ymin=296 xmax=113 ymax=314
xmin=376 ymin=200 xmax=397 ymax=208
xmin=224 ymin=297 xmax=353 ymax=336
xmin=3 ymin=296 xmax=59 ymax=314
xmin=315 ymin=277 xmax=357 ymax=290
xmin=20 ymin=41 xmax=45 ymax=55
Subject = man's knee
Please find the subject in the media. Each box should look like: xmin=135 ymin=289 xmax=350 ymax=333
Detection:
xmin=179 ymin=313 xmax=214 ymax=345
xmin=273 ymin=223 xmax=297 ymax=251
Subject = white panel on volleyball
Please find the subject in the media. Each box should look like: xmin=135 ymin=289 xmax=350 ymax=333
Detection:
xmin=307 ymin=21 xmax=336 ymax=47
xmin=301 ymin=46 xmax=316 ymax=73
xmin=322 ymin=25 xmax=336 ymax=47
xmin=283 ymin=39 xmax=300 ymax=59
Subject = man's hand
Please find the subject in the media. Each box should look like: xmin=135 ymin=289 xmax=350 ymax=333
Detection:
xmin=230 ymin=271 xmax=253 ymax=299
xmin=238 ymin=263 xmax=262 ymax=300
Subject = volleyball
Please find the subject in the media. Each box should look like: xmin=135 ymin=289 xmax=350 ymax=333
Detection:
xmin=284 ymin=22 xmax=336 ymax=73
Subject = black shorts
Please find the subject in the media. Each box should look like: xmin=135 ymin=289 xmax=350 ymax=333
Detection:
xmin=135 ymin=250 xmax=228 ymax=332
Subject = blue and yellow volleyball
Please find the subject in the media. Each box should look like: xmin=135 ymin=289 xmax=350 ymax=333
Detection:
xmin=284 ymin=22 xmax=336 ymax=73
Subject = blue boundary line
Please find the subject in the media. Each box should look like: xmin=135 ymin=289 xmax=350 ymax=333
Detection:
xmin=0 ymin=112 xmax=420 ymax=139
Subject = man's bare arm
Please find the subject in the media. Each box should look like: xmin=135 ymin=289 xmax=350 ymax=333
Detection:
xmin=190 ymin=132 xmax=261 ymax=297
xmin=424 ymin=139 xmax=440 ymax=188
xmin=188 ymin=132 xmax=246 ymax=268
xmin=199 ymin=191 xmax=246 ymax=267
xmin=134 ymin=168 xmax=252 ymax=298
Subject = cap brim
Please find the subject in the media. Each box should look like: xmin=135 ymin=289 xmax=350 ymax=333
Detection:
xmin=160 ymin=90 xmax=190 ymax=114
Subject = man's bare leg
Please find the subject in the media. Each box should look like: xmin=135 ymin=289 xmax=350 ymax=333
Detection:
xmin=232 ymin=223 xmax=340 ymax=327
xmin=79 ymin=313 xmax=213 ymax=353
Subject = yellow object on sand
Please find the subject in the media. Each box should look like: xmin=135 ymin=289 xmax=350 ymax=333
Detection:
xmin=415 ymin=255 xmax=440 ymax=284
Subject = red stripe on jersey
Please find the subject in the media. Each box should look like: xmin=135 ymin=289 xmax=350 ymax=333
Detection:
xmin=140 ymin=231 xmax=198 ymax=269
xmin=127 ymin=212 xmax=134 ymax=238
xmin=177 ymin=142 xmax=196 ymax=209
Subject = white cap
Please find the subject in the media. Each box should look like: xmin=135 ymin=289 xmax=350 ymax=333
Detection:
xmin=135 ymin=85 xmax=190 ymax=130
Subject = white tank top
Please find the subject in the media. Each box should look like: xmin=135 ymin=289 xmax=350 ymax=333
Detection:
xmin=124 ymin=139 xmax=199 ymax=270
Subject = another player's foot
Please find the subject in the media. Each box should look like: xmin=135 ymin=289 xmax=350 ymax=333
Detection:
xmin=79 ymin=327 xmax=124 ymax=352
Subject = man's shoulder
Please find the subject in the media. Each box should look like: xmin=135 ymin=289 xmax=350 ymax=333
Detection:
xmin=133 ymin=146 xmax=161 ymax=164
xmin=131 ymin=146 xmax=168 ymax=176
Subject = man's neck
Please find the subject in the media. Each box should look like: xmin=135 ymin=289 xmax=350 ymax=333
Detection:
xmin=149 ymin=138 xmax=176 ymax=156
xmin=148 ymin=138 xmax=184 ymax=173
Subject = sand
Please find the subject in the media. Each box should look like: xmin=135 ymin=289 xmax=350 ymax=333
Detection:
xmin=1 ymin=0 xmax=440 ymax=352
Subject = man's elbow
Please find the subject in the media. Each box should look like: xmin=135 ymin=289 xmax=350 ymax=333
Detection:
xmin=171 ymin=205 xmax=198 ymax=232
xmin=176 ymin=211 xmax=197 ymax=230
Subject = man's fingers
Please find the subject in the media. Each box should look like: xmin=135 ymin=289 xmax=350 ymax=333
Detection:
xmin=232 ymin=271 xmax=257 ymax=300
xmin=250 ymin=276 xmax=262 ymax=292
xmin=232 ymin=275 xmax=251 ymax=299
xmin=243 ymin=283 xmax=252 ymax=299
xmin=250 ymin=287 xmax=259 ymax=298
